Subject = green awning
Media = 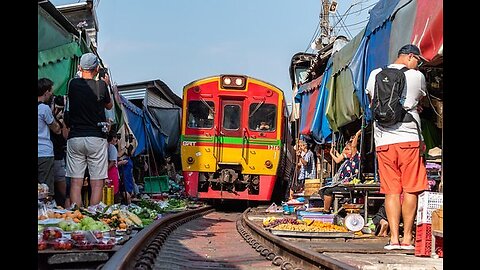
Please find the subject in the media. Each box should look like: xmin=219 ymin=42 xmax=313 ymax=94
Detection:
xmin=38 ymin=41 xmax=83 ymax=67
xmin=325 ymin=69 xmax=361 ymax=131
xmin=325 ymin=29 xmax=365 ymax=131
xmin=332 ymin=29 xmax=365 ymax=76
xmin=38 ymin=57 xmax=76 ymax=96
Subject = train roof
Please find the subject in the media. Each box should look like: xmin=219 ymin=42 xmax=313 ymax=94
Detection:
xmin=183 ymin=74 xmax=285 ymax=97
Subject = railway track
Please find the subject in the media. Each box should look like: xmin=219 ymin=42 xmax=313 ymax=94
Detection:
xmin=40 ymin=204 xmax=442 ymax=269
xmin=102 ymin=205 xmax=356 ymax=270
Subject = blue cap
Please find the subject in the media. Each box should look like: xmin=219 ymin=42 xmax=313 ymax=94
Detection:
xmin=398 ymin=44 xmax=426 ymax=60
xmin=79 ymin=53 xmax=99 ymax=70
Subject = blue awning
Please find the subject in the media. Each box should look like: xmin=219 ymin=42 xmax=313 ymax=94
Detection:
xmin=310 ymin=58 xmax=334 ymax=144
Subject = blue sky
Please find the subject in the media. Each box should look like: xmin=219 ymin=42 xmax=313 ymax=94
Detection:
xmin=50 ymin=0 xmax=377 ymax=102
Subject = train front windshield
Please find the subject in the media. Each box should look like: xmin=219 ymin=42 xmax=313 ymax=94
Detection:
xmin=187 ymin=100 xmax=214 ymax=129
xmin=248 ymin=103 xmax=277 ymax=131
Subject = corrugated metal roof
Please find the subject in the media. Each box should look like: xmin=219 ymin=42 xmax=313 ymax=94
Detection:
xmin=117 ymin=79 xmax=182 ymax=107
xmin=119 ymin=89 xmax=146 ymax=100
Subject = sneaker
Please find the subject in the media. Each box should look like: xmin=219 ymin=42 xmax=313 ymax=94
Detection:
xmin=384 ymin=242 xmax=402 ymax=250
xmin=400 ymin=243 xmax=415 ymax=250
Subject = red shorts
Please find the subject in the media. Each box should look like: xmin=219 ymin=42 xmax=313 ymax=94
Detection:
xmin=376 ymin=141 xmax=428 ymax=194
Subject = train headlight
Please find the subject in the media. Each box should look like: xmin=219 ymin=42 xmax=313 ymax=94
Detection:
xmin=265 ymin=160 xmax=273 ymax=169
xmin=187 ymin=157 xmax=195 ymax=164
xmin=223 ymin=77 xmax=232 ymax=85
xmin=235 ymin=78 xmax=243 ymax=86
xmin=220 ymin=75 xmax=246 ymax=89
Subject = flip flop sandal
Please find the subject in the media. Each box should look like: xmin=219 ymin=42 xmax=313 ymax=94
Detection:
xmin=384 ymin=241 xmax=402 ymax=250
xmin=400 ymin=243 xmax=415 ymax=250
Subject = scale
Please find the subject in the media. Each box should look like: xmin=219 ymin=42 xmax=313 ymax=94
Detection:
xmin=342 ymin=204 xmax=365 ymax=232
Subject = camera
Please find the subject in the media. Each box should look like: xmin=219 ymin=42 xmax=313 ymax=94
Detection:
xmin=97 ymin=122 xmax=109 ymax=133
xmin=99 ymin=68 xmax=108 ymax=79
xmin=53 ymin=95 xmax=65 ymax=108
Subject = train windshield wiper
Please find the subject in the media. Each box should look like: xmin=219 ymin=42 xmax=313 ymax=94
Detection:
xmin=249 ymin=100 xmax=265 ymax=118
xmin=200 ymin=97 xmax=215 ymax=114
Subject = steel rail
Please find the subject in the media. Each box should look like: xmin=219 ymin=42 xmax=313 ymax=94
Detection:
xmin=102 ymin=205 xmax=214 ymax=270
xmin=240 ymin=208 xmax=357 ymax=270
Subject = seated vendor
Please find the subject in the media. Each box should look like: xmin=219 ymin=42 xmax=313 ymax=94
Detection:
xmin=319 ymin=129 xmax=361 ymax=213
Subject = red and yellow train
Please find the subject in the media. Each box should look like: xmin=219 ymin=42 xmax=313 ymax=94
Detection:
xmin=180 ymin=74 xmax=294 ymax=202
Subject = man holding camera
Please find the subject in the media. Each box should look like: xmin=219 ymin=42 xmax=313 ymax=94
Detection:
xmin=65 ymin=52 xmax=113 ymax=207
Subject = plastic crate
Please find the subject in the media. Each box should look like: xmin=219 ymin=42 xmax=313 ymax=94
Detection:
xmin=434 ymin=235 xmax=443 ymax=258
xmin=144 ymin=175 xmax=169 ymax=193
xmin=416 ymin=191 xmax=443 ymax=225
xmin=414 ymin=223 xmax=432 ymax=257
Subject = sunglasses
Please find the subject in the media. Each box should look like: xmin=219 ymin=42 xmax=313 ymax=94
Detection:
xmin=412 ymin=54 xmax=424 ymax=67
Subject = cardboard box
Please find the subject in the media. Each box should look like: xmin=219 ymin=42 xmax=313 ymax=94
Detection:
xmin=431 ymin=207 xmax=443 ymax=232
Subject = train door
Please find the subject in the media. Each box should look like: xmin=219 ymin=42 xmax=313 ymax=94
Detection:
xmin=217 ymin=99 xmax=243 ymax=162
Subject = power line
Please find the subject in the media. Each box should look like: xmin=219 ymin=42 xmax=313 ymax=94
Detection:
xmin=305 ymin=21 xmax=321 ymax=52
xmin=342 ymin=18 xmax=370 ymax=28
xmin=330 ymin=0 xmax=377 ymax=37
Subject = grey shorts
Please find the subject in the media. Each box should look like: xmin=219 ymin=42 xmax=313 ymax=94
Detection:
xmin=66 ymin=137 xmax=108 ymax=180
xmin=53 ymin=159 xmax=66 ymax=182
xmin=38 ymin=156 xmax=55 ymax=195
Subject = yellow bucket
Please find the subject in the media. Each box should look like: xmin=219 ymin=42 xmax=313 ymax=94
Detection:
xmin=304 ymin=179 xmax=322 ymax=197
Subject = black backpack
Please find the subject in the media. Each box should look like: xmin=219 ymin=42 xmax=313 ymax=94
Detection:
xmin=372 ymin=66 xmax=409 ymax=127
xmin=372 ymin=66 xmax=423 ymax=153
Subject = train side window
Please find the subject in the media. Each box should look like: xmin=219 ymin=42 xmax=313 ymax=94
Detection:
xmin=248 ymin=103 xmax=276 ymax=131
xmin=187 ymin=100 xmax=214 ymax=129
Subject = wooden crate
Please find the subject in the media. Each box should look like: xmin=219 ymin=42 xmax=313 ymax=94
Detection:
xmin=304 ymin=179 xmax=322 ymax=196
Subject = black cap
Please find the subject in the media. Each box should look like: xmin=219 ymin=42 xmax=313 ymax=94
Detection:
xmin=398 ymin=44 xmax=426 ymax=61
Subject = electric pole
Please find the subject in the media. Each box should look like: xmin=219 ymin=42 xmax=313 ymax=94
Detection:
xmin=320 ymin=0 xmax=331 ymax=44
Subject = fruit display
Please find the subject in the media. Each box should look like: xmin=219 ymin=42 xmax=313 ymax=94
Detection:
xmin=96 ymin=238 xmax=116 ymax=250
xmin=98 ymin=209 xmax=143 ymax=229
xmin=52 ymin=238 xmax=74 ymax=250
xmin=92 ymin=230 xmax=104 ymax=239
xmin=263 ymin=217 xmax=300 ymax=228
xmin=348 ymin=178 xmax=361 ymax=185
xmin=39 ymin=209 xmax=85 ymax=222
xmin=271 ymin=219 xmax=349 ymax=232
xmin=79 ymin=216 xmax=111 ymax=231
xmin=42 ymin=227 xmax=63 ymax=240
xmin=71 ymin=231 xmax=86 ymax=241
xmin=38 ymin=239 xmax=48 ymax=250
xmin=74 ymin=240 xmax=95 ymax=250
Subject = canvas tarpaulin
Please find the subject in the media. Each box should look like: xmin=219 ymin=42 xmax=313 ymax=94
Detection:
xmin=325 ymin=29 xmax=364 ymax=132
xmin=296 ymin=76 xmax=322 ymax=136
xmin=310 ymin=58 xmax=334 ymax=144
xmin=120 ymin=95 xmax=167 ymax=159
xmin=148 ymin=106 xmax=181 ymax=154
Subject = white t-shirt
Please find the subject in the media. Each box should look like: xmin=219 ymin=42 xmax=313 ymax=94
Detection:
xmin=38 ymin=103 xmax=55 ymax=157
xmin=365 ymin=64 xmax=426 ymax=147
xmin=108 ymin=144 xmax=118 ymax=167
